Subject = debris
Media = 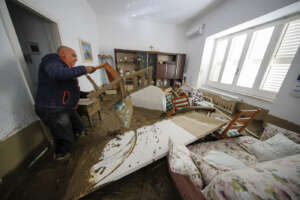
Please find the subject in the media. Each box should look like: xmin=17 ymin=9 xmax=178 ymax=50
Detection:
xmin=114 ymin=97 xmax=133 ymax=129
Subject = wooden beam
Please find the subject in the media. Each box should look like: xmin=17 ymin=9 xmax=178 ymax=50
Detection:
xmin=88 ymin=78 xmax=123 ymax=98
xmin=148 ymin=69 xmax=152 ymax=85
xmin=133 ymin=76 xmax=138 ymax=91
xmin=85 ymin=75 xmax=99 ymax=91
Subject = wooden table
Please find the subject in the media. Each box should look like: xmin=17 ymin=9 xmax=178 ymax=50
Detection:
xmin=77 ymin=98 xmax=101 ymax=127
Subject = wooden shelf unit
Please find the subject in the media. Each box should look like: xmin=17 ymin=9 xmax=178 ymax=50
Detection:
xmin=114 ymin=48 xmax=186 ymax=86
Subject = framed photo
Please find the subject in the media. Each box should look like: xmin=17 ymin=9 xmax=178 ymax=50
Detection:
xmin=79 ymin=39 xmax=93 ymax=62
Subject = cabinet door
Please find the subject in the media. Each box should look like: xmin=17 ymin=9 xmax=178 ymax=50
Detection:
xmin=156 ymin=64 xmax=167 ymax=79
xmin=175 ymin=54 xmax=185 ymax=79
xmin=166 ymin=64 xmax=176 ymax=79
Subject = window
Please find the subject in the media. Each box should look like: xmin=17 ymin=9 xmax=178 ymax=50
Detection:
xmin=237 ymin=27 xmax=274 ymax=88
xmin=209 ymin=39 xmax=228 ymax=81
xmin=221 ymin=34 xmax=246 ymax=84
xmin=207 ymin=17 xmax=300 ymax=100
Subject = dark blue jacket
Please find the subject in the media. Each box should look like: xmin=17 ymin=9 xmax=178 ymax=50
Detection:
xmin=35 ymin=53 xmax=86 ymax=109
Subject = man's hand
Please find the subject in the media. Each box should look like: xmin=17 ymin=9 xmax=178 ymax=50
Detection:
xmin=85 ymin=66 xmax=96 ymax=74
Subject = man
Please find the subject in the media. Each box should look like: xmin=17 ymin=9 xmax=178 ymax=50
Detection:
xmin=35 ymin=45 xmax=96 ymax=160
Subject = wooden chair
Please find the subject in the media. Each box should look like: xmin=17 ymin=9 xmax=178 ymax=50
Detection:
xmin=216 ymin=109 xmax=260 ymax=139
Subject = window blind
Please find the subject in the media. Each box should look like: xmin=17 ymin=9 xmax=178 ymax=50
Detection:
xmin=261 ymin=19 xmax=300 ymax=92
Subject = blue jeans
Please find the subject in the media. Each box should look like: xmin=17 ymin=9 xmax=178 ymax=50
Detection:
xmin=35 ymin=107 xmax=84 ymax=155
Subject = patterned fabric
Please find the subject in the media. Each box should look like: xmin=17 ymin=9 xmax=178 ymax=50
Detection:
xmin=191 ymin=151 xmax=246 ymax=186
xmin=194 ymin=101 xmax=214 ymax=108
xmin=203 ymin=154 xmax=300 ymax=200
xmin=240 ymin=134 xmax=300 ymax=162
xmin=215 ymin=126 xmax=241 ymax=137
xmin=187 ymin=89 xmax=205 ymax=106
xmin=168 ymin=139 xmax=203 ymax=189
xmin=261 ymin=123 xmax=300 ymax=144
xmin=165 ymin=93 xmax=173 ymax=111
xmin=188 ymin=136 xmax=258 ymax=166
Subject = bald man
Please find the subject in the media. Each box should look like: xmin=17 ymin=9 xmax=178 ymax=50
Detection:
xmin=35 ymin=46 xmax=96 ymax=160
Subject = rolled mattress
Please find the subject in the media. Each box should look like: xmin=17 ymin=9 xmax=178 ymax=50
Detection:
xmin=130 ymin=85 xmax=167 ymax=112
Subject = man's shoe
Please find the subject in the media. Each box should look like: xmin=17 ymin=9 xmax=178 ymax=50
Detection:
xmin=55 ymin=153 xmax=71 ymax=161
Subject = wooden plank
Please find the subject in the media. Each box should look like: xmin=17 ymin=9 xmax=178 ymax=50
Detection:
xmin=140 ymin=73 xmax=146 ymax=88
xmin=120 ymin=79 xmax=126 ymax=97
xmin=148 ymin=69 xmax=152 ymax=86
xmin=231 ymin=124 xmax=244 ymax=129
xmin=240 ymin=109 xmax=260 ymax=116
xmin=171 ymin=112 xmax=226 ymax=139
xmin=85 ymin=75 xmax=99 ymax=91
xmin=133 ymin=76 xmax=138 ymax=91
xmin=236 ymin=117 xmax=251 ymax=123
xmin=88 ymin=78 xmax=123 ymax=98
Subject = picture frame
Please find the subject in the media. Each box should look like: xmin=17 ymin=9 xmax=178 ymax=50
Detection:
xmin=79 ymin=39 xmax=93 ymax=62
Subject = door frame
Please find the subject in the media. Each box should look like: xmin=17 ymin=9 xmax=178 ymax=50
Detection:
xmin=0 ymin=0 xmax=63 ymax=103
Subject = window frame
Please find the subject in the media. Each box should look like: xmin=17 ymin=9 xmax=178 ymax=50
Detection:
xmin=205 ymin=15 xmax=300 ymax=101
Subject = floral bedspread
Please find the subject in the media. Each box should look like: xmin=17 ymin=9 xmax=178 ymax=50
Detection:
xmin=203 ymin=154 xmax=300 ymax=200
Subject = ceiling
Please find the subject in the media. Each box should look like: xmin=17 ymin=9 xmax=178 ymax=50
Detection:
xmin=87 ymin=0 xmax=223 ymax=25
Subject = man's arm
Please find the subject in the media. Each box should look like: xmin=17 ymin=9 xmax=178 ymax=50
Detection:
xmin=43 ymin=61 xmax=95 ymax=80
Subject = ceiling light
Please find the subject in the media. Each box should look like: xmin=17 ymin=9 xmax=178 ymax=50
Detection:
xmin=131 ymin=14 xmax=136 ymax=17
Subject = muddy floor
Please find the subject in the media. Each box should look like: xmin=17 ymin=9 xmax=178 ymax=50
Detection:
xmin=5 ymin=96 xmax=178 ymax=200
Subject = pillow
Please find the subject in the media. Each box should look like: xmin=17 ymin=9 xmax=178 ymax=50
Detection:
xmin=194 ymin=101 xmax=214 ymax=108
xmin=168 ymin=139 xmax=203 ymax=189
xmin=190 ymin=151 xmax=246 ymax=185
xmin=215 ymin=126 xmax=241 ymax=137
xmin=261 ymin=123 xmax=300 ymax=143
xmin=240 ymin=134 xmax=300 ymax=162
xmin=265 ymin=134 xmax=300 ymax=156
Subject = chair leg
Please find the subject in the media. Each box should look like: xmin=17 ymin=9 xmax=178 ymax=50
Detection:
xmin=87 ymin=115 xmax=93 ymax=127
xmin=98 ymin=111 xmax=102 ymax=121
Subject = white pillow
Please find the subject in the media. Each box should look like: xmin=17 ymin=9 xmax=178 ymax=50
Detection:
xmin=265 ymin=134 xmax=300 ymax=157
xmin=168 ymin=139 xmax=203 ymax=189
xmin=241 ymin=134 xmax=300 ymax=162
xmin=191 ymin=151 xmax=246 ymax=185
xmin=204 ymin=151 xmax=246 ymax=169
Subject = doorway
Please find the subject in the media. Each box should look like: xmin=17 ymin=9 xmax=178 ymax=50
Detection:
xmin=5 ymin=0 xmax=61 ymax=96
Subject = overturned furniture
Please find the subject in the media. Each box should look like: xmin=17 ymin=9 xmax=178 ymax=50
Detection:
xmin=87 ymin=66 xmax=153 ymax=102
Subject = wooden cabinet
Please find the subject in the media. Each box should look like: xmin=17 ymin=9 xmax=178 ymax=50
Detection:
xmin=114 ymin=49 xmax=186 ymax=85
xmin=166 ymin=64 xmax=176 ymax=79
xmin=175 ymin=54 xmax=185 ymax=79
xmin=156 ymin=64 xmax=166 ymax=79
xmin=157 ymin=63 xmax=177 ymax=79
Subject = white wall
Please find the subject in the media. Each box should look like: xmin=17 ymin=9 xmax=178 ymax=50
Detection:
xmin=185 ymin=0 xmax=300 ymax=124
xmin=22 ymin=0 xmax=102 ymax=91
xmin=0 ymin=17 xmax=37 ymax=140
xmin=96 ymin=14 xmax=188 ymax=55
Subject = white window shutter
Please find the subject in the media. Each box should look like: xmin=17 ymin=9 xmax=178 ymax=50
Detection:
xmin=261 ymin=19 xmax=300 ymax=92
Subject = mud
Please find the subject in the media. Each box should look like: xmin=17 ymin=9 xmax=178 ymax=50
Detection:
xmin=82 ymin=159 xmax=181 ymax=200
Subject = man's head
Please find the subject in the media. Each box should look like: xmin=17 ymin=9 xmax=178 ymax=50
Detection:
xmin=57 ymin=46 xmax=77 ymax=67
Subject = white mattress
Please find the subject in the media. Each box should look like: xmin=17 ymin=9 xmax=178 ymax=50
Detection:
xmin=130 ymin=85 xmax=166 ymax=112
